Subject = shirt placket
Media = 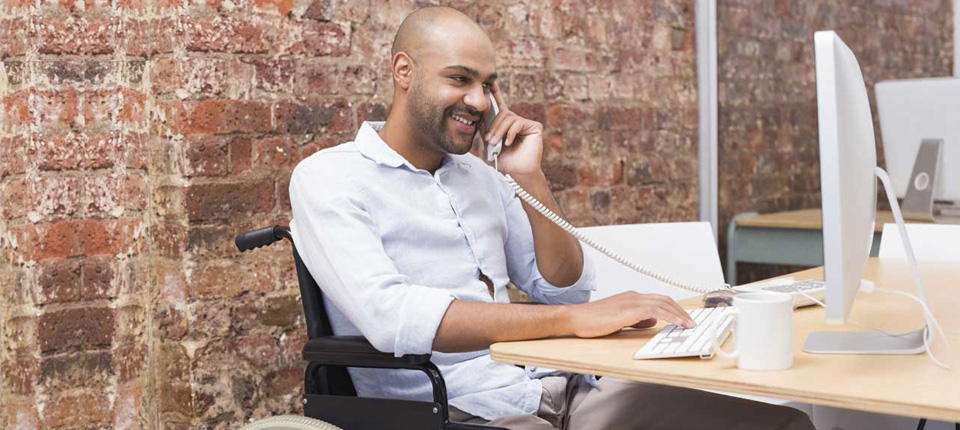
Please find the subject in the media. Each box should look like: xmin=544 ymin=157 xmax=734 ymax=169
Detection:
xmin=434 ymin=168 xmax=494 ymax=301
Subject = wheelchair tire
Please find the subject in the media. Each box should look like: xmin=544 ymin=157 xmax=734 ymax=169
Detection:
xmin=238 ymin=415 xmax=344 ymax=430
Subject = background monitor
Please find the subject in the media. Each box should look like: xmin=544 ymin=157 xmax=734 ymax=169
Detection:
xmin=876 ymin=77 xmax=960 ymax=202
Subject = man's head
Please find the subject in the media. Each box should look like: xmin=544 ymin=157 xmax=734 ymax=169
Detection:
xmin=389 ymin=7 xmax=497 ymax=156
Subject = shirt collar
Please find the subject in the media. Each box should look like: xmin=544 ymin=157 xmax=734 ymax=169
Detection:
xmin=355 ymin=121 xmax=411 ymax=169
xmin=355 ymin=121 xmax=463 ymax=173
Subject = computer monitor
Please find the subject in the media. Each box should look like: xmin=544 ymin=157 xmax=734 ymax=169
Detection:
xmin=876 ymin=78 xmax=960 ymax=203
xmin=804 ymin=31 xmax=929 ymax=355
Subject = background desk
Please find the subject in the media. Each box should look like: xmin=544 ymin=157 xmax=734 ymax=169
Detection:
xmin=490 ymin=259 xmax=960 ymax=422
xmin=725 ymin=209 xmax=899 ymax=284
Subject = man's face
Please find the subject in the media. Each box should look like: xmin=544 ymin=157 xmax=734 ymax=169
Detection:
xmin=405 ymin=37 xmax=497 ymax=156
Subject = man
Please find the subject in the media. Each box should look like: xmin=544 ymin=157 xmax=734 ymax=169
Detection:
xmin=289 ymin=6 xmax=814 ymax=430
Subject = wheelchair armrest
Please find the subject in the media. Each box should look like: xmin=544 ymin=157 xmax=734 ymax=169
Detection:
xmin=302 ymin=336 xmax=432 ymax=368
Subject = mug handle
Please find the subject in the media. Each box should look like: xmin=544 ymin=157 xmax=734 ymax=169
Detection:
xmin=711 ymin=309 xmax=740 ymax=359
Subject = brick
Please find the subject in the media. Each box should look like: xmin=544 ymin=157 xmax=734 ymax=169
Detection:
xmin=184 ymin=16 xmax=272 ymax=53
xmin=42 ymin=391 xmax=112 ymax=429
xmin=495 ymin=37 xmax=545 ymax=68
xmin=551 ymin=45 xmax=600 ymax=72
xmin=288 ymin=20 xmax=351 ymax=57
xmin=0 ymin=17 xmax=28 ymax=57
xmin=83 ymin=88 xmax=148 ymax=128
xmin=341 ymin=64 xmax=378 ymax=95
xmin=509 ymin=103 xmax=545 ymax=125
xmin=39 ymin=350 xmax=112 ymax=391
xmin=626 ymin=155 xmax=669 ymax=186
xmin=36 ymin=16 xmax=116 ymax=55
xmin=274 ymin=99 xmax=351 ymax=134
xmin=183 ymin=100 xmax=273 ymax=135
xmin=356 ymin=101 xmax=387 ymax=124
xmin=579 ymin=159 xmax=623 ymax=187
xmin=38 ymin=307 xmax=115 ymax=353
xmin=185 ymin=179 xmax=275 ymax=222
xmin=598 ymin=106 xmax=650 ymax=130
xmin=263 ymin=366 xmax=302 ymax=399
xmin=158 ymin=343 xmax=191 ymax=382
xmin=254 ymin=0 xmax=294 ymax=15
xmin=159 ymin=382 xmax=194 ymax=416
xmin=231 ymin=137 xmax=253 ymax=173
xmin=83 ymin=256 xmax=117 ymax=300
xmin=4 ymin=316 xmax=36 ymax=354
xmin=184 ymin=137 xmax=230 ymax=177
xmin=260 ymin=294 xmax=302 ymax=327
xmin=189 ymin=256 xmax=278 ymax=298
xmin=33 ymin=132 xmax=116 ymax=171
xmin=250 ymin=57 xmax=297 ymax=93
xmin=1 ymin=91 xmax=30 ymax=130
xmin=113 ymin=385 xmax=146 ymax=429
xmin=302 ymin=0 xmax=371 ymax=23
xmin=37 ymin=258 xmax=82 ymax=304
xmin=155 ymin=304 xmax=188 ymax=341
xmin=114 ymin=341 xmax=146 ymax=383
xmin=2 ymin=399 xmax=38 ymax=430
xmin=2 ymin=355 xmax=37 ymax=395
xmin=0 ymin=135 xmax=27 ymax=177
xmin=0 ymin=177 xmax=32 ymax=219
xmin=278 ymin=176 xmax=293 ymax=211
xmin=33 ymin=88 xmax=80 ymax=130
xmin=120 ymin=18 xmax=179 ymax=56
xmin=254 ymin=136 xmax=299 ymax=171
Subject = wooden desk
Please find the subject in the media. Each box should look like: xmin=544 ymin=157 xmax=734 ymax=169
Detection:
xmin=490 ymin=259 xmax=960 ymax=422
xmin=725 ymin=209 xmax=903 ymax=283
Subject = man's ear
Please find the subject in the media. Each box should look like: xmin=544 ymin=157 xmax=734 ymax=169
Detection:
xmin=393 ymin=52 xmax=414 ymax=90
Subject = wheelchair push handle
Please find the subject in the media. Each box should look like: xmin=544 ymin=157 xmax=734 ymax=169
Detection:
xmin=235 ymin=225 xmax=291 ymax=252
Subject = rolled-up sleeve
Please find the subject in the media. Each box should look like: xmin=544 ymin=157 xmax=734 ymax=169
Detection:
xmin=289 ymin=164 xmax=454 ymax=357
xmin=500 ymin=182 xmax=596 ymax=305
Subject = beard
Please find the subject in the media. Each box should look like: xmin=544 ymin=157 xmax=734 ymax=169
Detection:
xmin=408 ymin=78 xmax=477 ymax=155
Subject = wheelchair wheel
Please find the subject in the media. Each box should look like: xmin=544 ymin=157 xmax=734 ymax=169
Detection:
xmin=238 ymin=415 xmax=344 ymax=430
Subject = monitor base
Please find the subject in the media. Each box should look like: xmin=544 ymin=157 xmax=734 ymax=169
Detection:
xmin=803 ymin=328 xmax=926 ymax=355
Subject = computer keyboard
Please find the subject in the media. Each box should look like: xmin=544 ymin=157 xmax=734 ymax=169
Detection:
xmin=734 ymin=278 xmax=825 ymax=308
xmin=634 ymin=307 xmax=736 ymax=360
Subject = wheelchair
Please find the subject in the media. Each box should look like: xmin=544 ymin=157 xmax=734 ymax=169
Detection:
xmin=235 ymin=225 xmax=505 ymax=430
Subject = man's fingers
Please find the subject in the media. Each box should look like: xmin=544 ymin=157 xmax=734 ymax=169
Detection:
xmin=645 ymin=294 xmax=693 ymax=328
xmin=504 ymin=121 xmax=524 ymax=147
xmin=490 ymin=81 xmax=508 ymax=111
xmin=632 ymin=318 xmax=658 ymax=329
xmin=486 ymin=112 xmax=512 ymax=145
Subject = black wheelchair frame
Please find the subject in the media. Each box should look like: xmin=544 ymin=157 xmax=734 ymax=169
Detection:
xmin=235 ymin=225 xmax=505 ymax=430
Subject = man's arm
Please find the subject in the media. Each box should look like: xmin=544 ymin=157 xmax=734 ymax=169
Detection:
xmin=510 ymin=170 xmax=584 ymax=287
xmin=483 ymin=81 xmax=583 ymax=287
xmin=433 ymin=292 xmax=696 ymax=352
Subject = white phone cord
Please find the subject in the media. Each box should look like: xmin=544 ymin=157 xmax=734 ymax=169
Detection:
xmin=501 ymin=174 xmax=730 ymax=294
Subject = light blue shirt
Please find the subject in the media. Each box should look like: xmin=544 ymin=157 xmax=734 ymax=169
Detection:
xmin=289 ymin=121 xmax=596 ymax=420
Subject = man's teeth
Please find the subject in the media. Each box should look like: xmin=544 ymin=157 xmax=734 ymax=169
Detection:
xmin=451 ymin=114 xmax=475 ymax=126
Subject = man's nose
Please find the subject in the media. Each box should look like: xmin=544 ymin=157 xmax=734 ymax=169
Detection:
xmin=464 ymin=85 xmax=488 ymax=112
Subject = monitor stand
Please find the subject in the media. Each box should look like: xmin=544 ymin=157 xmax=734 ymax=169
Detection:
xmin=902 ymin=139 xmax=941 ymax=222
xmin=803 ymin=167 xmax=936 ymax=355
xmin=901 ymin=139 xmax=960 ymax=224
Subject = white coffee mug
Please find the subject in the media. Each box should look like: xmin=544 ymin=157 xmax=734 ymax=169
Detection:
xmin=710 ymin=291 xmax=794 ymax=370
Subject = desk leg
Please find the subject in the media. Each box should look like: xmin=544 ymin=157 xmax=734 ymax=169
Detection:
xmin=726 ymin=212 xmax=758 ymax=285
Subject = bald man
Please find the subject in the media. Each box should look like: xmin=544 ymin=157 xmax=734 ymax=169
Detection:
xmin=289 ymin=6 xmax=814 ymax=430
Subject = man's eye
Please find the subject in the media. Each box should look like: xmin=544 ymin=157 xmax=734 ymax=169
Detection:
xmin=482 ymin=83 xmax=492 ymax=92
xmin=451 ymin=76 xmax=468 ymax=83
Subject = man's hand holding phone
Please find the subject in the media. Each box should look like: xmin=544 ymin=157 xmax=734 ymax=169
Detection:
xmin=482 ymin=81 xmax=543 ymax=177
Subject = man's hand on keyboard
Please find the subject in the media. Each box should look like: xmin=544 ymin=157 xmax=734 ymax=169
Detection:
xmin=565 ymin=292 xmax=696 ymax=338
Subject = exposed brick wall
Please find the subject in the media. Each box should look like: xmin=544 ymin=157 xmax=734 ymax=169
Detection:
xmin=717 ymin=0 xmax=954 ymax=284
xmin=0 ymin=0 xmax=698 ymax=428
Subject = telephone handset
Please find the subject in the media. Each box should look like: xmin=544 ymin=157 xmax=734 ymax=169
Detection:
xmin=483 ymin=93 xmax=503 ymax=163
xmin=482 ymin=94 xmax=730 ymax=295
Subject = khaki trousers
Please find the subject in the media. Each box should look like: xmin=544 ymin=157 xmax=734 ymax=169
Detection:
xmin=449 ymin=373 xmax=815 ymax=430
